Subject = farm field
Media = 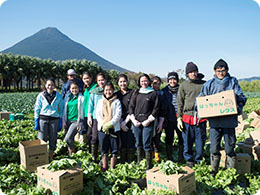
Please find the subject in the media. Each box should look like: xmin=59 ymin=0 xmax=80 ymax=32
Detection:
xmin=1 ymin=92 xmax=260 ymax=194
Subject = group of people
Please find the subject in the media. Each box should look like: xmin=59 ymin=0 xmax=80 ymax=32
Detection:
xmin=34 ymin=58 xmax=247 ymax=175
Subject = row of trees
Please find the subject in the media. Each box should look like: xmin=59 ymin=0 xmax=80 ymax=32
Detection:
xmin=0 ymin=53 xmax=119 ymax=91
xmin=1 ymin=52 xmax=259 ymax=92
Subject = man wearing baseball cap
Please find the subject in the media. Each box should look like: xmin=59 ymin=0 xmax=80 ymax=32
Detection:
xmin=198 ymin=59 xmax=247 ymax=176
xmin=61 ymin=69 xmax=84 ymax=99
xmin=177 ymin=62 xmax=207 ymax=168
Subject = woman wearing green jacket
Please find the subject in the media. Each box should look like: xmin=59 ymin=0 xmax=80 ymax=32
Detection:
xmin=82 ymin=72 xmax=97 ymax=152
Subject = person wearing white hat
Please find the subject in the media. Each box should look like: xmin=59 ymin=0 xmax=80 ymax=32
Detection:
xmin=61 ymin=69 xmax=84 ymax=99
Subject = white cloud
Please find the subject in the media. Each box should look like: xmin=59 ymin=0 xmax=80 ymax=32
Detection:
xmin=253 ymin=0 xmax=260 ymax=7
xmin=0 ymin=0 xmax=7 ymax=7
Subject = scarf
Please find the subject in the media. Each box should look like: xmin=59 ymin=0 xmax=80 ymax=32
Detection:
xmin=213 ymin=73 xmax=231 ymax=91
xmin=91 ymin=87 xmax=104 ymax=95
xmin=167 ymin=84 xmax=179 ymax=94
xmin=43 ymin=90 xmax=56 ymax=105
xmin=139 ymin=86 xmax=154 ymax=94
xmin=102 ymin=94 xmax=117 ymax=123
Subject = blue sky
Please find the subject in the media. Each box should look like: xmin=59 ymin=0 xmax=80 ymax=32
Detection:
xmin=0 ymin=0 xmax=259 ymax=80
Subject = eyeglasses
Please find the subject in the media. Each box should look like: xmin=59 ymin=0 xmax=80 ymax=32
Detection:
xmin=216 ymin=70 xmax=226 ymax=73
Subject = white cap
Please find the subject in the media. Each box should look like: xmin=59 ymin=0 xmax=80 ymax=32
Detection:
xmin=67 ymin=69 xmax=76 ymax=76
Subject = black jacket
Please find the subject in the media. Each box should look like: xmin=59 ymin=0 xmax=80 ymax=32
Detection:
xmin=129 ymin=90 xmax=159 ymax=122
xmin=115 ymin=89 xmax=134 ymax=120
xmin=162 ymin=86 xmax=177 ymax=122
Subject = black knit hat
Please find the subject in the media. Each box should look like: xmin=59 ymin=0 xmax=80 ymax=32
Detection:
xmin=186 ymin=62 xmax=198 ymax=74
xmin=214 ymin=59 xmax=229 ymax=71
xmin=167 ymin=72 xmax=179 ymax=82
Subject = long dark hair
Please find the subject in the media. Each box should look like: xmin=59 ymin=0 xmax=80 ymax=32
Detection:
xmin=42 ymin=78 xmax=56 ymax=91
xmin=82 ymin=71 xmax=93 ymax=92
xmin=96 ymin=72 xmax=106 ymax=87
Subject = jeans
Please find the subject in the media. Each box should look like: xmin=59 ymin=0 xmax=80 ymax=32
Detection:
xmin=38 ymin=119 xmax=59 ymax=151
xmin=98 ymin=129 xmax=119 ymax=155
xmin=182 ymin=122 xmax=207 ymax=163
xmin=132 ymin=124 xmax=153 ymax=152
xmin=210 ymin=127 xmax=236 ymax=157
xmin=64 ymin=121 xmax=78 ymax=148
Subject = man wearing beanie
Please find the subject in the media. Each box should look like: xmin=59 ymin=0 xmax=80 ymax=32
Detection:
xmin=162 ymin=72 xmax=184 ymax=162
xmin=177 ymin=62 xmax=207 ymax=168
xmin=198 ymin=59 xmax=247 ymax=176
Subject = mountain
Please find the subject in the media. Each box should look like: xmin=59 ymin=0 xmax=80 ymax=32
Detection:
xmin=239 ymin=76 xmax=260 ymax=82
xmin=1 ymin=27 xmax=128 ymax=72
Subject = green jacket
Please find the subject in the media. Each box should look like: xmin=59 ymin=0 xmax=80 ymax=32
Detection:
xmin=177 ymin=73 xmax=206 ymax=118
xmin=84 ymin=83 xmax=97 ymax=117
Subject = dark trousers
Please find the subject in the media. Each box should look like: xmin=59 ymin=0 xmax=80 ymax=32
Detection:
xmin=132 ymin=124 xmax=153 ymax=152
xmin=98 ymin=129 xmax=119 ymax=155
xmin=182 ymin=122 xmax=206 ymax=163
xmin=210 ymin=127 xmax=236 ymax=157
xmin=91 ymin=119 xmax=98 ymax=145
xmin=165 ymin=120 xmax=183 ymax=147
xmin=120 ymin=129 xmax=136 ymax=149
xmin=152 ymin=132 xmax=162 ymax=153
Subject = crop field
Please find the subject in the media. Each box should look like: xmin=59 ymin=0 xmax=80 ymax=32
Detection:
xmin=1 ymin=93 xmax=260 ymax=194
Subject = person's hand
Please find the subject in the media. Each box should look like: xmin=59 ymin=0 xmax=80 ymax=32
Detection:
xmin=177 ymin=117 xmax=183 ymax=131
xmin=132 ymin=119 xmax=141 ymax=127
xmin=102 ymin=122 xmax=113 ymax=134
xmin=120 ymin=120 xmax=129 ymax=132
xmin=142 ymin=119 xmax=150 ymax=127
xmin=87 ymin=117 xmax=92 ymax=127
xmin=156 ymin=117 xmax=165 ymax=133
xmin=238 ymin=104 xmax=243 ymax=115
xmin=130 ymin=114 xmax=141 ymax=127
xmin=34 ymin=118 xmax=40 ymax=130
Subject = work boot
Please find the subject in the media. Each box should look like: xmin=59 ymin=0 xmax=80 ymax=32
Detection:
xmin=91 ymin=144 xmax=98 ymax=163
xmin=128 ymin=148 xmax=136 ymax=163
xmin=226 ymin=155 xmax=236 ymax=168
xmin=145 ymin=150 xmax=153 ymax=170
xmin=110 ymin=154 xmax=117 ymax=169
xmin=166 ymin=144 xmax=173 ymax=161
xmin=136 ymin=148 xmax=143 ymax=164
xmin=178 ymin=145 xmax=184 ymax=162
xmin=186 ymin=161 xmax=194 ymax=168
xmin=154 ymin=152 xmax=160 ymax=163
xmin=120 ymin=148 xmax=127 ymax=163
xmin=101 ymin=154 xmax=108 ymax=172
xmin=210 ymin=154 xmax=220 ymax=176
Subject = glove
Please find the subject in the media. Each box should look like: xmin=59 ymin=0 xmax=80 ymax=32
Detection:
xmin=87 ymin=116 xmax=92 ymax=127
xmin=237 ymin=104 xmax=243 ymax=115
xmin=156 ymin=117 xmax=165 ymax=133
xmin=34 ymin=118 xmax=40 ymax=130
xmin=57 ymin=118 xmax=62 ymax=132
xmin=120 ymin=120 xmax=129 ymax=132
xmin=177 ymin=117 xmax=183 ymax=131
xmin=142 ymin=115 xmax=155 ymax=127
xmin=102 ymin=121 xmax=113 ymax=134
xmin=130 ymin=114 xmax=141 ymax=128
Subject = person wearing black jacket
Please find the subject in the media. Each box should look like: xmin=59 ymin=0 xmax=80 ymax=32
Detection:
xmin=115 ymin=74 xmax=136 ymax=163
xmin=151 ymin=76 xmax=167 ymax=162
xmin=129 ymin=74 xmax=159 ymax=170
xmin=162 ymin=72 xmax=184 ymax=162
